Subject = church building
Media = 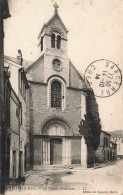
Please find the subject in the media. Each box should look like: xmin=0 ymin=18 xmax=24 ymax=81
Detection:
xmin=26 ymin=3 xmax=93 ymax=168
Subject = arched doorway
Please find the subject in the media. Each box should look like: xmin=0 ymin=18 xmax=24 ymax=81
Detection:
xmin=41 ymin=120 xmax=72 ymax=166
xmin=32 ymin=119 xmax=87 ymax=168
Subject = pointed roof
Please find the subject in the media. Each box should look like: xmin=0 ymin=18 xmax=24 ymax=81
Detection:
xmin=38 ymin=4 xmax=68 ymax=39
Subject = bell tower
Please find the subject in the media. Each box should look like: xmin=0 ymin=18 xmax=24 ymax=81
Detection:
xmin=38 ymin=3 xmax=68 ymax=58
xmin=38 ymin=3 xmax=70 ymax=86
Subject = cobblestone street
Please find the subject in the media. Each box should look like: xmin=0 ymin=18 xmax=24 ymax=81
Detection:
xmin=5 ymin=160 xmax=123 ymax=195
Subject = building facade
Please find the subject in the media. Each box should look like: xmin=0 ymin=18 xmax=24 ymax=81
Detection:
xmin=111 ymin=137 xmax=123 ymax=157
xmin=95 ymin=131 xmax=117 ymax=162
xmin=26 ymin=5 xmax=96 ymax=169
xmin=95 ymin=131 xmax=110 ymax=162
xmin=0 ymin=1 xmax=10 ymax=193
xmin=110 ymin=141 xmax=117 ymax=161
xmin=4 ymin=66 xmax=21 ymax=181
xmin=4 ymin=51 xmax=29 ymax=179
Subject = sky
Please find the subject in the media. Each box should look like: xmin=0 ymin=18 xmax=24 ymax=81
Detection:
xmin=4 ymin=0 xmax=123 ymax=131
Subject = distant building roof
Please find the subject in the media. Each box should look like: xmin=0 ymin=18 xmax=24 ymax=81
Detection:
xmin=101 ymin=130 xmax=111 ymax=136
xmin=4 ymin=55 xmax=33 ymax=70
xmin=108 ymin=130 xmax=123 ymax=139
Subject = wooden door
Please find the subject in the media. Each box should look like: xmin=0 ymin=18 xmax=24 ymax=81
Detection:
xmin=50 ymin=138 xmax=62 ymax=165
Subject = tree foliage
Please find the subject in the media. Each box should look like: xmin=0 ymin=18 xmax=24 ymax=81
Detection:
xmin=78 ymin=90 xmax=102 ymax=150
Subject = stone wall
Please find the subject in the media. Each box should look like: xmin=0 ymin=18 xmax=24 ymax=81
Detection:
xmin=28 ymin=83 xmax=82 ymax=135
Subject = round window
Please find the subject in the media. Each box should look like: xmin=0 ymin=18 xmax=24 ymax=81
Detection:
xmin=52 ymin=59 xmax=63 ymax=72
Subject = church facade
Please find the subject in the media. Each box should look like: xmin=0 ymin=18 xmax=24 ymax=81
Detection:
xmin=26 ymin=5 xmax=92 ymax=168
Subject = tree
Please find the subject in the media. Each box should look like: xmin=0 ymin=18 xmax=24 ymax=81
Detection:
xmin=78 ymin=90 xmax=101 ymax=151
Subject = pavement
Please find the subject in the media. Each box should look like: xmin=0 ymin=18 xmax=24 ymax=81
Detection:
xmin=5 ymin=160 xmax=123 ymax=195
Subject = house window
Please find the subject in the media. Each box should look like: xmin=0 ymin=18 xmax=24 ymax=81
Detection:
xmin=51 ymin=33 xmax=55 ymax=48
xmin=106 ymin=138 xmax=108 ymax=146
xmin=16 ymin=108 xmax=19 ymax=117
xmin=21 ymin=141 xmax=22 ymax=149
xmin=20 ymin=106 xmax=22 ymax=125
xmin=6 ymin=85 xmax=10 ymax=127
xmin=41 ymin=36 xmax=43 ymax=51
xmin=57 ymin=35 xmax=61 ymax=49
xmin=51 ymin=80 xmax=61 ymax=108
xmin=19 ymin=71 xmax=26 ymax=101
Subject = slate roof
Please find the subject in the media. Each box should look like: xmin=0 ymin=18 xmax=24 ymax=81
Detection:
xmin=4 ymin=55 xmax=33 ymax=70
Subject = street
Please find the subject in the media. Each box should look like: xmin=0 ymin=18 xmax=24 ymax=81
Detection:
xmin=5 ymin=160 xmax=123 ymax=195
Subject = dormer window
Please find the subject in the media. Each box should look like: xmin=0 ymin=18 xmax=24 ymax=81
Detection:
xmin=51 ymin=33 xmax=55 ymax=48
xmin=41 ymin=36 xmax=43 ymax=51
xmin=57 ymin=35 xmax=61 ymax=49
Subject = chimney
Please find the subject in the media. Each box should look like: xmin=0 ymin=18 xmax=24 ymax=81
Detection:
xmin=17 ymin=49 xmax=23 ymax=66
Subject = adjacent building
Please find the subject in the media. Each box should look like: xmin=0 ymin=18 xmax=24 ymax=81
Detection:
xmin=0 ymin=0 xmax=10 ymax=193
xmin=111 ymin=137 xmax=123 ymax=157
xmin=95 ymin=131 xmax=117 ymax=162
xmin=4 ymin=66 xmax=21 ymax=180
xmin=110 ymin=141 xmax=117 ymax=161
xmin=4 ymin=51 xmax=30 ymax=180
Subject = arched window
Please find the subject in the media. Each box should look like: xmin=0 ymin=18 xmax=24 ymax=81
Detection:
xmin=51 ymin=33 xmax=55 ymax=48
xmin=47 ymin=77 xmax=66 ymax=110
xmin=57 ymin=35 xmax=61 ymax=49
xmin=41 ymin=36 xmax=43 ymax=51
xmin=51 ymin=80 xmax=61 ymax=108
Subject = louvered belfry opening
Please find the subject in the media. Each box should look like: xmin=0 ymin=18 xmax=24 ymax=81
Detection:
xmin=51 ymin=33 xmax=55 ymax=48
xmin=57 ymin=35 xmax=61 ymax=49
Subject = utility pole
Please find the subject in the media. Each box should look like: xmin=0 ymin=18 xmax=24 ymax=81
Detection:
xmin=0 ymin=0 xmax=10 ymax=194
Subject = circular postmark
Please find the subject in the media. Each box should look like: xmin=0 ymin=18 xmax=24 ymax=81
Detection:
xmin=85 ymin=59 xmax=122 ymax=98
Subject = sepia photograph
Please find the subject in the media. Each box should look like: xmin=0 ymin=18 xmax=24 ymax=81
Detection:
xmin=0 ymin=0 xmax=123 ymax=194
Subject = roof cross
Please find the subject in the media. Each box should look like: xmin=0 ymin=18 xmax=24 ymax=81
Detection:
xmin=54 ymin=2 xmax=59 ymax=14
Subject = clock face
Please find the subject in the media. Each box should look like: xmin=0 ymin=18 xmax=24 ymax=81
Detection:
xmin=52 ymin=59 xmax=62 ymax=72
xmin=85 ymin=59 xmax=122 ymax=98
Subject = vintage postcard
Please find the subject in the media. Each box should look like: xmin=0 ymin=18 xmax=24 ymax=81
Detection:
xmin=2 ymin=0 xmax=123 ymax=195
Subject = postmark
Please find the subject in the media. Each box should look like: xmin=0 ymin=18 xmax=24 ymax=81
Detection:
xmin=85 ymin=59 xmax=122 ymax=98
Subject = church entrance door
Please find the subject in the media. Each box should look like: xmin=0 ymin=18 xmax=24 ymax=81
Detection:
xmin=50 ymin=138 xmax=62 ymax=165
